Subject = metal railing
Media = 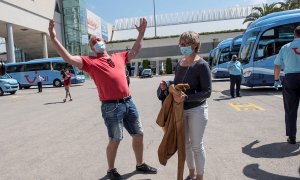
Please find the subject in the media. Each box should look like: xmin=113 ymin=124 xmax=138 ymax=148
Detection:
xmin=114 ymin=5 xmax=256 ymax=30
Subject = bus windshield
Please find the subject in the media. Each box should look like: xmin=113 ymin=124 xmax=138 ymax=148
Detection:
xmin=231 ymin=36 xmax=243 ymax=55
xmin=212 ymin=48 xmax=221 ymax=66
xmin=219 ymin=46 xmax=231 ymax=64
xmin=208 ymin=48 xmax=217 ymax=67
xmin=239 ymin=31 xmax=259 ymax=64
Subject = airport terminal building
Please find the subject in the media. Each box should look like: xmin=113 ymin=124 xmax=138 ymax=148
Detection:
xmin=0 ymin=0 xmax=112 ymax=63
xmin=0 ymin=0 xmax=254 ymax=75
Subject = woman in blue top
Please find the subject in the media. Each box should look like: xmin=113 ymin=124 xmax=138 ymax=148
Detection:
xmin=227 ymin=55 xmax=243 ymax=98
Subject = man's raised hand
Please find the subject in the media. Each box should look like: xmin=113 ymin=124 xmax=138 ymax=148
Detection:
xmin=48 ymin=19 xmax=56 ymax=40
xmin=135 ymin=18 xmax=147 ymax=34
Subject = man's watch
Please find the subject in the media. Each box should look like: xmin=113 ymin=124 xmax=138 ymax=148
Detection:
xmin=274 ymin=79 xmax=279 ymax=81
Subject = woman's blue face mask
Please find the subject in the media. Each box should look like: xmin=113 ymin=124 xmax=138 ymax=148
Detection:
xmin=180 ymin=46 xmax=193 ymax=57
xmin=94 ymin=42 xmax=106 ymax=53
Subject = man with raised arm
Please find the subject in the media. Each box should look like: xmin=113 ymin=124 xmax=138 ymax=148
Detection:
xmin=49 ymin=18 xmax=157 ymax=180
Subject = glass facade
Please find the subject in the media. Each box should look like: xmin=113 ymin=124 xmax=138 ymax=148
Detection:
xmin=62 ymin=0 xmax=89 ymax=56
xmin=14 ymin=47 xmax=31 ymax=62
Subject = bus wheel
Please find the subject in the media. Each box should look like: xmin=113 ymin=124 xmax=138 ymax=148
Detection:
xmin=0 ymin=88 xmax=3 ymax=96
xmin=53 ymin=79 xmax=62 ymax=87
xmin=24 ymin=86 xmax=30 ymax=89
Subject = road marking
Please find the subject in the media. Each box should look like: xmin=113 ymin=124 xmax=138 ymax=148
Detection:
xmin=229 ymin=102 xmax=265 ymax=111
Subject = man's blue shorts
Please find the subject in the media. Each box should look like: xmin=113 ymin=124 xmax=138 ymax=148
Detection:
xmin=101 ymin=99 xmax=143 ymax=141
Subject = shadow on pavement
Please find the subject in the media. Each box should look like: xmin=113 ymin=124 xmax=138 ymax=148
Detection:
xmin=220 ymin=87 xmax=282 ymax=97
xmin=21 ymin=84 xmax=83 ymax=90
xmin=44 ymin=101 xmax=65 ymax=105
xmin=99 ymin=170 xmax=151 ymax=180
xmin=242 ymin=140 xmax=300 ymax=158
xmin=213 ymin=95 xmax=233 ymax=101
xmin=212 ymin=78 xmax=229 ymax=82
xmin=243 ymin=164 xmax=300 ymax=180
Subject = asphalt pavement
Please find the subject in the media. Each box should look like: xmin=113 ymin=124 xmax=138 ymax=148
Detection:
xmin=0 ymin=76 xmax=299 ymax=180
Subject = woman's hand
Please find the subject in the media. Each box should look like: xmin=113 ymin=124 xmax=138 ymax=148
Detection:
xmin=173 ymin=92 xmax=186 ymax=103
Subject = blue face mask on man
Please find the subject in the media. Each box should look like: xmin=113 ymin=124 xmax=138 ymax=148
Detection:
xmin=180 ymin=46 xmax=193 ymax=57
xmin=94 ymin=42 xmax=106 ymax=53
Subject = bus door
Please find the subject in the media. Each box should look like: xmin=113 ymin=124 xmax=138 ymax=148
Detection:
xmin=239 ymin=30 xmax=259 ymax=87
xmin=253 ymin=25 xmax=295 ymax=86
xmin=253 ymin=29 xmax=275 ymax=86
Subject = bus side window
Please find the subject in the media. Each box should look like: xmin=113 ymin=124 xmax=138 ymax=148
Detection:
xmin=255 ymin=28 xmax=275 ymax=61
xmin=67 ymin=64 xmax=75 ymax=74
xmin=255 ymin=47 xmax=265 ymax=60
xmin=17 ymin=65 xmax=24 ymax=72
xmin=6 ymin=66 xmax=15 ymax=73
xmin=6 ymin=65 xmax=24 ymax=73
xmin=52 ymin=62 xmax=64 ymax=71
xmin=265 ymin=43 xmax=275 ymax=57
xmin=42 ymin=63 xmax=51 ymax=70
xmin=273 ymin=23 xmax=295 ymax=55
xmin=25 ymin=63 xmax=40 ymax=71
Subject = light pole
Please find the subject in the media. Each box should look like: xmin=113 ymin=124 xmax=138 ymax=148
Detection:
xmin=152 ymin=0 xmax=157 ymax=37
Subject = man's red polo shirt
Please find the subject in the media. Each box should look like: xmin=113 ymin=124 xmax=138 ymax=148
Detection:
xmin=81 ymin=51 xmax=130 ymax=101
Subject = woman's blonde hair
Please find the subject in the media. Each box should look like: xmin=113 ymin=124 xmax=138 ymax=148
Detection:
xmin=179 ymin=31 xmax=201 ymax=53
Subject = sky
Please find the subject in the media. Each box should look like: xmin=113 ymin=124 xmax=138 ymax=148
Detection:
xmin=85 ymin=0 xmax=282 ymax=24
xmin=0 ymin=0 xmax=283 ymax=53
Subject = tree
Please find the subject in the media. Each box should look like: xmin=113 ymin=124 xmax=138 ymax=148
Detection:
xmin=142 ymin=59 xmax=150 ymax=69
xmin=243 ymin=3 xmax=282 ymax=25
xmin=276 ymin=0 xmax=300 ymax=10
xmin=165 ymin=58 xmax=172 ymax=74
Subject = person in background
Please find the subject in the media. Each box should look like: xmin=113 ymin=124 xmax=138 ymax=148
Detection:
xmin=157 ymin=80 xmax=173 ymax=104
xmin=274 ymin=26 xmax=300 ymax=145
xmin=126 ymin=68 xmax=130 ymax=86
xmin=0 ymin=61 xmax=5 ymax=76
xmin=62 ymin=68 xmax=72 ymax=102
xmin=172 ymin=31 xmax=212 ymax=180
xmin=227 ymin=54 xmax=243 ymax=98
xmin=37 ymin=74 xmax=44 ymax=93
xmin=49 ymin=17 xmax=157 ymax=180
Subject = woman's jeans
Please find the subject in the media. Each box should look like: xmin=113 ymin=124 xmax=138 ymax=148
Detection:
xmin=184 ymin=103 xmax=208 ymax=175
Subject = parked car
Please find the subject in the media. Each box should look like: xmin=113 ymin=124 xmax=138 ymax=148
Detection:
xmin=0 ymin=73 xmax=19 ymax=96
xmin=140 ymin=69 xmax=153 ymax=78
